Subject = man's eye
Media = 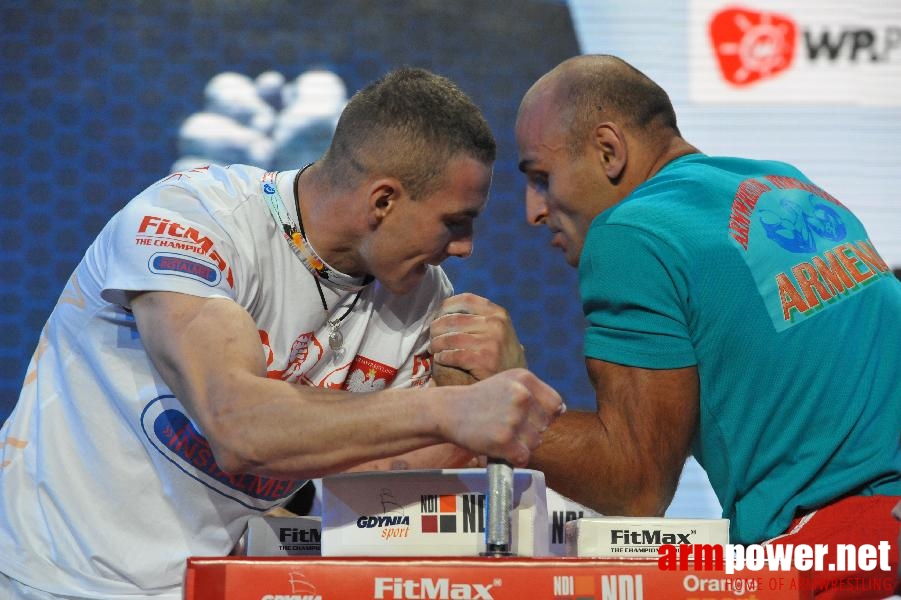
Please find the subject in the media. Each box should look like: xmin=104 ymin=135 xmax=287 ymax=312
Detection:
xmin=530 ymin=173 xmax=549 ymax=189
xmin=445 ymin=218 xmax=472 ymax=233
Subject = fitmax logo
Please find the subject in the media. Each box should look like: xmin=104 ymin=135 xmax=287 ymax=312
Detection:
xmin=373 ymin=577 xmax=498 ymax=600
xmin=278 ymin=527 xmax=321 ymax=543
xmin=611 ymin=529 xmax=694 ymax=545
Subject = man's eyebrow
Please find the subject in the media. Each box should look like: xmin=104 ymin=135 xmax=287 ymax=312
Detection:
xmin=457 ymin=208 xmax=481 ymax=219
xmin=445 ymin=207 xmax=482 ymax=221
xmin=517 ymin=159 xmax=532 ymax=173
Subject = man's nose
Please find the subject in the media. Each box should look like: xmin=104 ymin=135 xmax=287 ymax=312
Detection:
xmin=447 ymin=237 xmax=474 ymax=258
xmin=525 ymin=188 xmax=548 ymax=226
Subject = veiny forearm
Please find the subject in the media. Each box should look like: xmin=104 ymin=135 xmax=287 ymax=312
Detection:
xmin=529 ymin=411 xmax=679 ymax=516
xmin=528 ymin=361 xmax=698 ymax=517
xmin=203 ymin=374 xmax=454 ymax=479
xmin=133 ymin=291 xmax=456 ymax=479
xmin=132 ymin=292 xmax=562 ymax=481
xmin=344 ymin=443 xmax=477 ymax=473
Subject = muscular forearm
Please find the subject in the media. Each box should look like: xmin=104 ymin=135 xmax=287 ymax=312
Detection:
xmin=344 ymin=443 xmax=478 ymax=473
xmin=132 ymin=291 xmax=563 ymax=482
xmin=336 ymin=367 xmax=484 ymax=473
xmin=528 ymin=410 xmax=682 ymax=517
xmin=528 ymin=361 xmax=698 ymax=517
xmin=203 ymin=367 xmax=560 ymax=480
xmin=205 ymin=377 xmax=453 ymax=479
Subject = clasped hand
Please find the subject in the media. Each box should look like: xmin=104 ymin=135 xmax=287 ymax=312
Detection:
xmin=429 ymin=292 xmax=527 ymax=382
xmin=429 ymin=293 xmax=565 ymax=466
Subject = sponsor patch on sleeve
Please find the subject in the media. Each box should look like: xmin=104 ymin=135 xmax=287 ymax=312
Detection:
xmin=148 ymin=252 xmax=222 ymax=286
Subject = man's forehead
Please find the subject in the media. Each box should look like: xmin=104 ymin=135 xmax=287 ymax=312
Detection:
xmin=429 ymin=157 xmax=491 ymax=206
xmin=518 ymin=87 xmax=567 ymax=141
xmin=523 ymin=72 xmax=565 ymax=110
xmin=516 ymin=106 xmax=567 ymax=169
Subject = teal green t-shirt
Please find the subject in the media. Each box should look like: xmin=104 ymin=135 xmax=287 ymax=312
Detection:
xmin=579 ymin=154 xmax=901 ymax=543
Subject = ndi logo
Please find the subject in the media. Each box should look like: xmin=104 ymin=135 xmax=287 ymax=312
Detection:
xmin=551 ymin=509 xmax=585 ymax=544
xmin=420 ymin=493 xmax=485 ymax=534
xmin=601 ymin=575 xmax=643 ymax=600
xmin=552 ymin=574 xmax=595 ymax=599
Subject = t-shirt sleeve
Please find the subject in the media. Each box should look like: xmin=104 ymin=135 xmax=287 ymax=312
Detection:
xmin=580 ymin=222 xmax=697 ymax=369
xmin=98 ymin=185 xmax=240 ymax=308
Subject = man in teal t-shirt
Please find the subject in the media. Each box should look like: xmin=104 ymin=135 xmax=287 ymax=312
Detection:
xmin=510 ymin=54 xmax=900 ymax=592
xmin=580 ymin=153 xmax=899 ymax=543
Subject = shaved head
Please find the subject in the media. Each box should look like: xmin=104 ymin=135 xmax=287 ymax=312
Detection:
xmin=519 ymin=55 xmax=680 ymax=155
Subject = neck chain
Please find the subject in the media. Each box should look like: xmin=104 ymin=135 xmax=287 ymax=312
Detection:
xmin=292 ymin=164 xmax=362 ymax=352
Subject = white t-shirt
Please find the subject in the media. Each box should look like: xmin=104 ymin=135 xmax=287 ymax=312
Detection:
xmin=0 ymin=164 xmax=451 ymax=598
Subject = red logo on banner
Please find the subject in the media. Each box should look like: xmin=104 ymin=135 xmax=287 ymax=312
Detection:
xmin=709 ymin=7 xmax=797 ymax=86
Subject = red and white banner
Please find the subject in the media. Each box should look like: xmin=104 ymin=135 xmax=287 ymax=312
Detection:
xmin=690 ymin=0 xmax=901 ymax=105
xmin=184 ymin=556 xmax=812 ymax=599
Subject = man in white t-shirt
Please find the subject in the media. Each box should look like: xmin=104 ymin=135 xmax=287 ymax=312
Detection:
xmin=0 ymin=67 xmax=564 ymax=599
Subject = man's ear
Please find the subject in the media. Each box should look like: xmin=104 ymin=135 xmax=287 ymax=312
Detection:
xmin=366 ymin=177 xmax=404 ymax=227
xmin=594 ymin=122 xmax=627 ymax=181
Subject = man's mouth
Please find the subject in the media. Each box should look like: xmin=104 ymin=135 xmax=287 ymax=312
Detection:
xmin=550 ymin=231 xmax=565 ymax=250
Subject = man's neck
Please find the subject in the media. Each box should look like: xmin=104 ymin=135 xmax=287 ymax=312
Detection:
xmin=645 ymin=136 xmax=700 ymax=181
xmin=294 ymin=164 xmax=367 ymax=278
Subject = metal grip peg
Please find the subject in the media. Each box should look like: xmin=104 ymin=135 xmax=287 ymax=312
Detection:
xmin=481 ymin=458 xmax=515 ymax=556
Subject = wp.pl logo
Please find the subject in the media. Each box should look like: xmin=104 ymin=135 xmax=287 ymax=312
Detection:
xmin=709 ymin=7 xmax=797 ymax=86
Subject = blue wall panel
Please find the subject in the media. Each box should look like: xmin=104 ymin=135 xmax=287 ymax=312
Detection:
xmin=0 ymin=0 xmax=593 ymax=422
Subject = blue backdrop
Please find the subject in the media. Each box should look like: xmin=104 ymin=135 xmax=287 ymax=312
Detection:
xmin=0 ymin=0 xmax=595 ymax=422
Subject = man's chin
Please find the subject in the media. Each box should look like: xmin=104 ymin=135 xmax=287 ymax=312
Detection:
xmin=562 ymin=245 xmax=583 ymax=268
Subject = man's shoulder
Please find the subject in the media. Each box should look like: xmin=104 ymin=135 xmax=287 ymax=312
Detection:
xmin=623 ymin=154 xmax=807 ymax=209
xmin=659 ymin=154 xmax=803 ymax=181
xmin=149 ymin=163 xmax=265 ymax=193
xmin=130 ymin=163 xmax=269 ymax=222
